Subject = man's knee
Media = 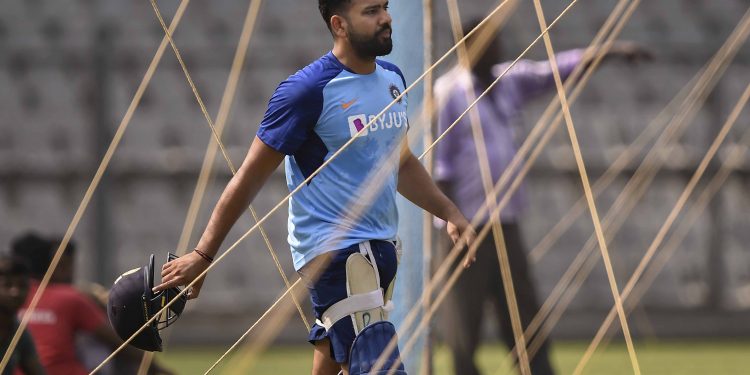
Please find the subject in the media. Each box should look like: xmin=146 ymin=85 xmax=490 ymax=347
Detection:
xmin=316 ymin=247 xmax=407 ymax=375
xmin=312 ymin=339 xmax=341 ymax=375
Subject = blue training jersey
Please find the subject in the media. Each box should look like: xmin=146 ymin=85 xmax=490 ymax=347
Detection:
xmin=257 ymin=52 xmax=409 ymax=270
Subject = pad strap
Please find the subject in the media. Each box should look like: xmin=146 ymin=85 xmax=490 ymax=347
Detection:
xmin=316 ymin=289 xmax=385 ymax=331
xmin=358 ymin=241 xmax=381 ymax=289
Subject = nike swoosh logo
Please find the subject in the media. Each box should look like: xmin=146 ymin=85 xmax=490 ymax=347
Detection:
xmin=341 ymin=99 xmax=358 ymax=110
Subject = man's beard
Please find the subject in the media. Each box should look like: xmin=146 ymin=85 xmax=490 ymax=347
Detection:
xmin=348 ymin=24 xmax=393 ymax=58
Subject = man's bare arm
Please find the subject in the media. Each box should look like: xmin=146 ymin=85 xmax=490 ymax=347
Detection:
xmin=397 ymin=143 xmax=476 ymax=267
xmin=154 ymin=136 xmax=284 ymax=297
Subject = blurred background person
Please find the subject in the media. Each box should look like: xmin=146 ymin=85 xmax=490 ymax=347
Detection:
xmin=0 ymin=255 xmax=46 ymax=375
xmin=74 ymin=283 xmax=118 ymax=375
xmin=433 ymin=19 xmax=650 ymax=375
xmin=11 ymin=233 xmax=173 ymax=375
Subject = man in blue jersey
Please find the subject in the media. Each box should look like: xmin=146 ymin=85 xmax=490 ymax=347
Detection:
xmin=153 ymin=1 xmax=476 ymax=374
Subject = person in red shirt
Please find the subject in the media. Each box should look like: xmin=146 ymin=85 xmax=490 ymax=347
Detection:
xmin=11 ymin=233 xmax=173 ymax=375
xmin=0 ymin=255 xmax=46 ymax=375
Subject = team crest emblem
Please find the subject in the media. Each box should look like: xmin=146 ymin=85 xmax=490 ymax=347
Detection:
xmin=389 ymin=84 xmax=402 ymax=104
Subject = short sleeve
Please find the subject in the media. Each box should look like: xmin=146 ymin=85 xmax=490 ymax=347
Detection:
xmin=433 ymin=72 xmax=463 ymax=182
xmin=71 ymin=291 xmax=107 ymax=332
xmin=434 ymin=95 xmax=461 ymax=182
xmin=256 ymin=74 xmax=324 ymax=155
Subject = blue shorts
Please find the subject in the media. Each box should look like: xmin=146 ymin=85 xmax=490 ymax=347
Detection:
xmin=299 ymin=240 xmax=398 ymax=364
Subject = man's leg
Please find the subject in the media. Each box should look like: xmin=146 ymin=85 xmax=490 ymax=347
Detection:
xmin=307 ymin=241 xmax=400 ymax=375
xmin=492 ymin=222 xmax=555 ymax=375
xmin=312 ymin=339 xmax=346 ymax=375
xmin=441 ymin=231 xmax=491 ymax=375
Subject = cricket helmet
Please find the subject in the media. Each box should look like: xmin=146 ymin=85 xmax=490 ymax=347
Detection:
xmin=107 ymin=253 xmax=187 ymax=352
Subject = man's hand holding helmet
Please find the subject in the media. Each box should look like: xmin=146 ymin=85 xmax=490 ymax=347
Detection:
xmin=108 ymin=254 xmax=188 ymax=352
xmin=153 ymin=250 xmax=211 ymax=300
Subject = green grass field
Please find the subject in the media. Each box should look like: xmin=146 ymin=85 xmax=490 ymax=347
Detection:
xmin=158 ymin=340 xmax=750 ymax=374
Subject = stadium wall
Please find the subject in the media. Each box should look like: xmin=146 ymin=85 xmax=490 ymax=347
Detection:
xmin=1 ymin=0 xmax=749 ymax=344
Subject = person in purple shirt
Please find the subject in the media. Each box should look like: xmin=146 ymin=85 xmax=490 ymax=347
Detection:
xmin=434 ymin=19 xmax=649 ymax=375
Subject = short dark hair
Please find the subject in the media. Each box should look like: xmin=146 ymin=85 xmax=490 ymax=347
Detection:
xmin=462 ymin=17 xmax=504 ymax=65
xmin=10 ymin=232 xmax=75 ymax=279
xmin=462 ymin=17 xmax=490 ymax=46
xmin=318 ymin=0 xmax=352 ymax=31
